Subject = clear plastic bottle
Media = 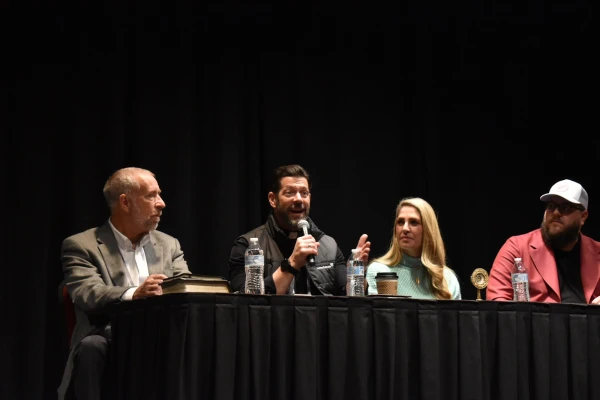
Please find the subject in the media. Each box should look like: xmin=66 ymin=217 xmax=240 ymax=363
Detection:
xmin=511 ymin=257 xmax=530 ymax=301
xmin=245 ymin=238 xmax=264 ymax=294
xmin=346 ymin=249 xmax=365 ymax=297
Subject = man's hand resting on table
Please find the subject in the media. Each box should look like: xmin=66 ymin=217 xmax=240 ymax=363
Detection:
xmin=133 ymin=274 xmax=168 ymax=299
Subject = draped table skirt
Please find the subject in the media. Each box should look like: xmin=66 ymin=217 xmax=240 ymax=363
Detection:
xmin=108 ymin=294 xmax=600 ymax=400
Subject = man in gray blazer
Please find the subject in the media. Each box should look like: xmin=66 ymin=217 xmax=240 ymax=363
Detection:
xmin=58 ymin=167 xmax=191 ymax=400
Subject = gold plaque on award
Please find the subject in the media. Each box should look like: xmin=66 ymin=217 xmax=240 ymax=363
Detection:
xmin=470 ymin=268 xmax=489 ymax=300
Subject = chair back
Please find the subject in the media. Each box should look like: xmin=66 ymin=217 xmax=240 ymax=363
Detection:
xmin=59 ymin=284 xmax=76 ymax=346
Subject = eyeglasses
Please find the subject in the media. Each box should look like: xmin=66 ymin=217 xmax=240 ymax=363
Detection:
xmin=545 ymin=202 xmax=584 ymax=214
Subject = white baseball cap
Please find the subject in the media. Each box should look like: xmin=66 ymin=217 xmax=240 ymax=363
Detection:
xmin=540 ymin=179 xmax=588 ymax=210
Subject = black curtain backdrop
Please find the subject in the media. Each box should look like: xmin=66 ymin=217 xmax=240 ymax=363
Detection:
xmin=3 ymin=1 xmax=599 ymax=399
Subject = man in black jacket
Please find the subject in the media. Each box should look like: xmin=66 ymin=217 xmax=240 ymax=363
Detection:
xmin=228 ymin=164 xmax=370 ymax=295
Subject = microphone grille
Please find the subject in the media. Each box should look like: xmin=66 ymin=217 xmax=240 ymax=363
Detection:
xmin=297 ymin=219 xmax=309 ymax=229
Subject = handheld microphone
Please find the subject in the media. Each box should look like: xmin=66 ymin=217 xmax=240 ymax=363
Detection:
xmin=297 ymin=219 xmax=316 ymax=266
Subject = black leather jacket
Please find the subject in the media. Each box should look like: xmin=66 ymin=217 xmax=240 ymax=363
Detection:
xmin=228 ymin=214 xmax=347 ymax=295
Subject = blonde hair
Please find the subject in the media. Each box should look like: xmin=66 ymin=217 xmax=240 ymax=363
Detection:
xmin=371 ymin=197 xmax=452 ymax=299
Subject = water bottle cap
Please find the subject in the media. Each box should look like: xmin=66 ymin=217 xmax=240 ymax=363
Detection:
xmin=514 ymin=257 xmax=522 ymax=262
xmin=250 ymin=238 xmax=258 ymax=243
xmin=351 ymin=249 xmax=359 ymax=254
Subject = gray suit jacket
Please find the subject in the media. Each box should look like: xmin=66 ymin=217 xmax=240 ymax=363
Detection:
xmin=57 ymin=221 xmax=190 ymax=399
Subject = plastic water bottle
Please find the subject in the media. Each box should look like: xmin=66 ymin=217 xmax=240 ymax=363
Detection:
xmin=346 ymin=249 xmax=365 ymax=296
xmin=511 ymin=257 xmax=530 ymax=301
xmin=245 ymin=238 xmax=264 ymax=294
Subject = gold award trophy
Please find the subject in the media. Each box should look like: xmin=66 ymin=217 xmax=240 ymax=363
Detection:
xmin=470 ymin=268 xmax=489 ymax=300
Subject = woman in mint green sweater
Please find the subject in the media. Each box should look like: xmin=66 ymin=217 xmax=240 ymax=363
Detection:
xmin=366 ymin=197 xmax=461 ymax=299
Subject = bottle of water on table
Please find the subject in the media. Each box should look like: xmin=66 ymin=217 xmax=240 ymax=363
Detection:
xmin=245 ymin=238 xmax=264 ymax=294
xmin=346 ymin=248 xmax=365 ymax=297
xmin=512 ymin=257 xmax=530 ymax=301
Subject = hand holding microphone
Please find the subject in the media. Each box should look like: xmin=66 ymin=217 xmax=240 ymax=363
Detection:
xmin=294 ymin=219 xmax=318 ymax=267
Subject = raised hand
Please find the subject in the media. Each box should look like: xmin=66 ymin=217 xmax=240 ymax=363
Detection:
xmin=355 ymin=234 xmax=371 ymax=263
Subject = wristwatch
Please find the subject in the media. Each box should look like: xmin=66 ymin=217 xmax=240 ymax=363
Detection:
xmin=280 ymin=258 xmax=299 ymax=277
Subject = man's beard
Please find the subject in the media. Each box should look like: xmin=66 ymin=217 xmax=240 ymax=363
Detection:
xmin=540 ymin=219 xmax=581 ymax=250
xmin=131 ymin=203 xmax=159 ymax=232
xmin=274 ymin=203 xmax=310 ymax=231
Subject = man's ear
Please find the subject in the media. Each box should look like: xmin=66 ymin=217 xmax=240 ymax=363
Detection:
xmin=268 ymin=192 xmax=277 ymax=208
xmin=581 ymin=209 xmax=589 ymax=225
xmin=119 ymin=194 xmax=130 ymax=212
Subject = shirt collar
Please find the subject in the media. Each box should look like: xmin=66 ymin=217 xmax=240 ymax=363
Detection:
xmin=400 ymin=254 xmax=423 ymax=268
xmin=108 ymin=219 xmax=151 ymax=251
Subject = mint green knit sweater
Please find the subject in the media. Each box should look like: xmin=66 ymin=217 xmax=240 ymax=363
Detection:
xmin=365 ymin=254 xmax=461 ymax=299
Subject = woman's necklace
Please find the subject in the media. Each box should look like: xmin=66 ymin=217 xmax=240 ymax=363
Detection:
xmin=403 ymin=255 xmax=422 ymax=285
xmin=414 ymin=265 xmax=423 ymax=285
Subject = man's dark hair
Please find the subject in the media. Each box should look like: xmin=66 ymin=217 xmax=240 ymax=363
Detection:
xmin=271 ymin=164 xmax=312 ymax=193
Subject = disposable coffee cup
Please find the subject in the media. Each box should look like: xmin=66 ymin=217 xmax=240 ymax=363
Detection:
xmin=375 ymin=272 xmax=398 ymax=295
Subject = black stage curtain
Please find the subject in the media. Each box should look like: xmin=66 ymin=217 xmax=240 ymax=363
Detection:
xmin=109 ymin=294 xmax=600 ymax=400
xmin=4 ymin=1 xmax=599 ymax=398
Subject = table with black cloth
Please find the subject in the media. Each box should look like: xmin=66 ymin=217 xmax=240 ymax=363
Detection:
xmin=107 ymin=293 xmax=600 ymax=400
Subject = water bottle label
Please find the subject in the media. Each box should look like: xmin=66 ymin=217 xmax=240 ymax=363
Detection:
xmin=245 ymin=255 xmax=264 ymax=267
xmin=511 ymin=273 xmax=528 ymax=283
xmin=348 ymin=265 xmax=364 ymax=275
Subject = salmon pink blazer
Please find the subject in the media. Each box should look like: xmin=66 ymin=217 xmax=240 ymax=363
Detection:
xmin=487 ymin=229 xmax=600 ymax=303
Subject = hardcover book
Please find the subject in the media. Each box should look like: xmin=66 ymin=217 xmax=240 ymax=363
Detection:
xmin=160 ymin=274 xmax=232 ymax=294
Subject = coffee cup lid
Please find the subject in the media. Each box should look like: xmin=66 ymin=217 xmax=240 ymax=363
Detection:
xmin=376 ymin=272 xmax=398 ymax=279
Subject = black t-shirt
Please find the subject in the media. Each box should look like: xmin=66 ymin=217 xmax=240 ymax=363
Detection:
xmin=554 ymin=240 xmax=585 ymax=304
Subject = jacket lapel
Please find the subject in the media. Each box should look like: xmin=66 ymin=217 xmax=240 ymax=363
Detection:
xmin=97 ymin=223 xmax=130 ymax=286
xmin=144 ymin=232 xmax=163 ymax=275
xmin=579 ymin=235 xmax=600 ymax=302
xmin=529 ymin=232 xmax=561 ymax=300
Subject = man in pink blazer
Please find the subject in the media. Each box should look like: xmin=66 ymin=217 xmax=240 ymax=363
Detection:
xmin=487 ymin=179 xmax=600 ymax=304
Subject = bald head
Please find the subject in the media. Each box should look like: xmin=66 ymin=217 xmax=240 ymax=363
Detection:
xmin=103 ymin=167 xmax=155 ymax=211
xmin=103 ymin=167 xmax=166 ymax=243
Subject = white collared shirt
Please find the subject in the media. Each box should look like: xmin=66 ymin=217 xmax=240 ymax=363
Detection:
xmin=108 ymin=219 xmax=150 ymax=300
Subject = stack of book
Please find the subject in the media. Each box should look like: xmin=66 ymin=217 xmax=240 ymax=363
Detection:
xmin=160 ymin=274 xmax=231 ymax=294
